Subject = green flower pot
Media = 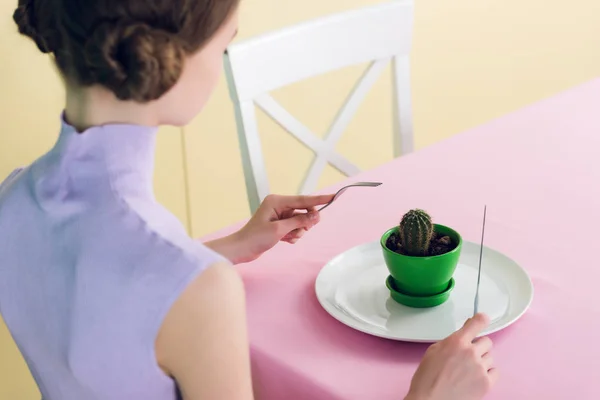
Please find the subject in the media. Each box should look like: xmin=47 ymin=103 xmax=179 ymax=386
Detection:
xmin=380 ymin=224 xmax=463 ymax=298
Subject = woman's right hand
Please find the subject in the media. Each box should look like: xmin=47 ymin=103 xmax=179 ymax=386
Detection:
xmin=405 ymin=313 xmax=498 ymax=400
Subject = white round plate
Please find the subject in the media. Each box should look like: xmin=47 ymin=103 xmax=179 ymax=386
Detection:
xmin=315 ymin=240 xmax=533 ymax=342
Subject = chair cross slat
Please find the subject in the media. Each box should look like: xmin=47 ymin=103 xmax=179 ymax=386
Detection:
xmin=255 ymin=94 xmax=361 ymax=178
xmin=225 ymin=1 xmax=415 ymax=213
xmin=299 ymin=58 xmax=390 ymax=194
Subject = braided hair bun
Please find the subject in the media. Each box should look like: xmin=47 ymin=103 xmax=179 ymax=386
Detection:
xmin=83 ymin=21 xmax=185 ymax=102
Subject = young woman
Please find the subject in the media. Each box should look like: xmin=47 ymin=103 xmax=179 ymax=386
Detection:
xmin=0 ymin=1 xmax=498 ymax=399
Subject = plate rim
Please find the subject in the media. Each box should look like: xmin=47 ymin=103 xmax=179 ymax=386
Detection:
xmin=314 ymin=240 xmax=534 ymax=343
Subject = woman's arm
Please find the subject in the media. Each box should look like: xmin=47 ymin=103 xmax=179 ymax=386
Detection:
xmin=204 ymin=194 xmax=334 ymax=264
xmin=155 ymin=262 xmax=254 ymax=400
xmin=205 ymin=232 xmax=249 ymax=265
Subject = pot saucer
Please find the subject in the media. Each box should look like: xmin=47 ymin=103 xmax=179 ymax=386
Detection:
xmin=385 ymin=275 xmax=455 ymax=308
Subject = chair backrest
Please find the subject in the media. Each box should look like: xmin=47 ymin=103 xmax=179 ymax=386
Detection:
xmin=225 ymin=0 xmax=414 ymax=213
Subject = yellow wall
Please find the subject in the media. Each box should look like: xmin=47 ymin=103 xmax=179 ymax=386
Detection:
xmin=1 ymin=0 xmax=599 ymax=397
xmin=185 ymin=0 xmax=600 ymax=236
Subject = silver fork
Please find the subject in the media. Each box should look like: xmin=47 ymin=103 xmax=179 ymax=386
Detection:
xmin=317 ymin=182 xmax=382 ymax=212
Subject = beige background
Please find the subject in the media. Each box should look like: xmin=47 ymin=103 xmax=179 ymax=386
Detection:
xmin=1 ymin=0 xmax=599 ymax=397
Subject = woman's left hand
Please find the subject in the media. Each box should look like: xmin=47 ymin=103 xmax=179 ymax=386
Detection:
xmin=205 ymin=193 xmax=333 ymax=264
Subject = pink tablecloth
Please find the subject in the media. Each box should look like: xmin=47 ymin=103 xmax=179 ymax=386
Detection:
xmin=206 ymin=78 xmax=600 ymax=399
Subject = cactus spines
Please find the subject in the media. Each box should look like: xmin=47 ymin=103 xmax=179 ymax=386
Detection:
xmin=399 ymin=209 xmax=434 ymax=256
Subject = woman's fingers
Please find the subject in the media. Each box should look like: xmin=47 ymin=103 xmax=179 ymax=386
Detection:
xmin=276 ymin=207 xmax=322 ymax=243
xmin=481 ymin=352 xmax=494 ymax=371
xmin=266 ymin=194 xmax=334 ymax=210
xmin=455 ymin=313 xmax=490 ymax=342
xmin=472 ymin=336 xmax=493 ymax=356
xmin=275 ymin=210 xmax=321 ymax=237
xmin=488 ymin=367 xmax=499 ymax=385
xmin=281 ymin=227 xmax=306 ymax=243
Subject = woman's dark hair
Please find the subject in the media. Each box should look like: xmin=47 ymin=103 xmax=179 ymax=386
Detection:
xmin=13 ymin=0 xmax=239 ymax=102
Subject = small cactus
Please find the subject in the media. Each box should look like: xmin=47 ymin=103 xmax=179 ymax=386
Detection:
xmin=399 ymin=209 xmax=434 ymax=256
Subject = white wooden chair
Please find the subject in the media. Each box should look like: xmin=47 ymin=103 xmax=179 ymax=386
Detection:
xmin=224 ymin=0 xmax=415 ymax=213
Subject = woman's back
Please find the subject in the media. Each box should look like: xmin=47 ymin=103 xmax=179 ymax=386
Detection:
xmin=0 ymin=117 xmax=224 ymax=399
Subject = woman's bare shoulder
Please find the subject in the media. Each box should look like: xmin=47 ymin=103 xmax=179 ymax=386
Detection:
xmin=155 ymin=261 xmax=254 ymax=400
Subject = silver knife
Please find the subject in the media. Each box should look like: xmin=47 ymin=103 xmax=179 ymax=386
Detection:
xmin=474 ymin=205 xmax=487 ymax=316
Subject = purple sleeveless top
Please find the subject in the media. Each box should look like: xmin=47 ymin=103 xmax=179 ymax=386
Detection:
xmin=0 ymin=115 xmax=227 ymax=399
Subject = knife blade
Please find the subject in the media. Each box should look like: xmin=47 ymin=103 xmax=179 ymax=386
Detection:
xmin=474 ymin=205 xmax=487 ymax=316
